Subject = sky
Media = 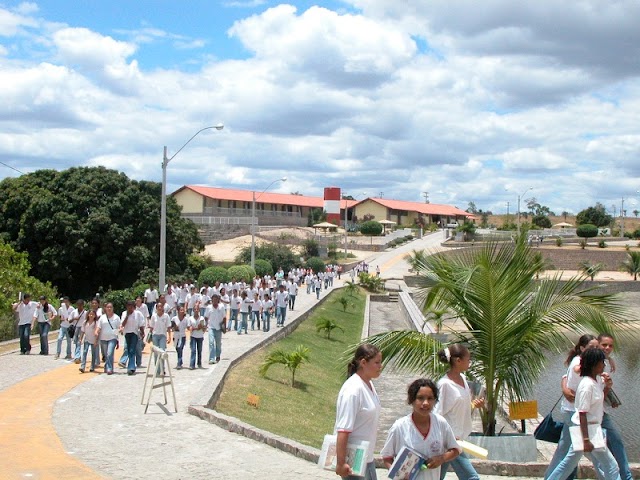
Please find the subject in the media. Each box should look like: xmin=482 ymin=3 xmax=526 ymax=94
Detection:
xmin=1 ymin=1 xmax=640 ymax=217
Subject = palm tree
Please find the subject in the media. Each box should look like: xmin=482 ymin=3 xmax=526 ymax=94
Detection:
xmin=405 ymin=249 xmax=428 ymax=272
xmin=344 ymin=280 xmax=359 ymax=297
xmin=355 ymin=239 xmax=631 ymax=435
xmin=316 ymin=318 xmax=345 ymax=339
xmin=259 ymin=345 xmax=310 ymax=387
xmin=621 ymin=251 xmax=640 ymax=280
xmin=580 ymin=261 xmax=604 ymax=281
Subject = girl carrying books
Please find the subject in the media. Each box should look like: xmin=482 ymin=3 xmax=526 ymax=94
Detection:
xmin=382 ymin=378 xmax=460 ymax=480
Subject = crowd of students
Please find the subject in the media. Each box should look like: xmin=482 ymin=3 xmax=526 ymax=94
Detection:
xmin=11 ymin=266 xmax=340 ymax=375
xmin=335 ymin=333 xmax=630 ymax=480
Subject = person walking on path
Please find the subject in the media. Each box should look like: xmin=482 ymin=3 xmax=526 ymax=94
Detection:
xmin=189 ymin=303 xmax=206 ymax=369
xmin=144 ymin=283 xmax=159 ymax=319
xmin=55 ymin=296 xmax=73 ymax=360
xmin=172 ymin=306 xmax=189 ymax=370
xmin=434 ymin=344 xmax=483 ymax=480
xmin=13 ymin=293 xmax=39 ymax=355
xmin=275 ymin=284 xmax=288 ymax=327
xmin=382 ymin=378 xmax=461 ymax=479
xmin=546 ymin=348 xmax=621 ymax=480
xmin=262 ymin=293 xmax=273 ymax=332
xmin=287 ymin=279 xmax=298 ymax=310
xmin=79 ymin=310 xmax=98 ymax=373
xmin=149 ymin=303 xmax=171 ymax=375
xmin=96 ymin=303 xmax=121 ymax=375
xmin=33 ymin=295 xmax=55 ymax=355
xmin=334 ymin=344 xmax=382 ymax=480
xmin=205 ymin=294 xmax=226 ymax=364
xmin=120 ymin=300 xmax=145 ymax=375
xmin=69 ymin=299 xmax=87 ymax=363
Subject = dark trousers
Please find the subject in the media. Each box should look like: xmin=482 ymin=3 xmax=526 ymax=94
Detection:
xmin=19 ymin=324 xmax=31 ymax=353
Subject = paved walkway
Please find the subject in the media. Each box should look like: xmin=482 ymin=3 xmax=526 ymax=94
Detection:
xmin=0 ymin=231 xmax=542 ymax=479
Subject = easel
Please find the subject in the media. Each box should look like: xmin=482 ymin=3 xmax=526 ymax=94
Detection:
xmin=141 ymin=345 xmax=177 ymax=414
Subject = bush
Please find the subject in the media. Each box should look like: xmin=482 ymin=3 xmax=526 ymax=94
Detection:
xmin=576 ymin=223 xmax=598 ymax=241
xmin=103 ymin=289 xmax=133 ymax=314
xmin=302 ymin=239 xmax=319 ymax=258
xmin=360 ymin=220 xmax=383 ymax=236
xmin=254 ymin=259 xmax=273 ymax=278
xmin=306 ymin=257 xmax=326 ymax=275
xmin=598 ymin=239 xmax=607 ymax=248
xmin=198 ymin=266 xmax=229 ymax=286
xmin=235 ymin=243 xmax=298 ymax=273
xmin=358 ymin=272 xmax=384 ymax=292
xmin=555 ymin=237 xmax=563 ymax=247
xmin=227 ymin=265 xmax=256 ymax=283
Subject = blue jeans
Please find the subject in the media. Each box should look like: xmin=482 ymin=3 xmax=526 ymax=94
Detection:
xmin=288 ymin=294 xmax=296 ymax=310
xmin=238 ymin=312 xmax=248 ymax=334
xmin=306 ymin=282 xmax=311 ymax=294
xmin=545 ymin=411 xmax=578 ymax=480
xmin=316 ymin=287 xmax=321 ymax=299
xmin=208 ymin=329 xmax=222 ymax=361
xmin=251 ymin=310 xmax=260 ymax=329
xmin=439 ymin=452 xmax=479 ymax=480
xmin=73 ymin=326 xmax=83 ymax=360
xmin=100 ymin=338 xmax=118 ymax=373
xmin=277 ymin=306 xmax=287 ymax=326
xmin=38 ymin=322 xmax=51 ymax=354
xmin=175 ymin=336 xmax=186 ymax=367
xmin=602 ymin=412 xmax=633 ymax=480
xmin=81 ymin=341 xmax=97 ymax=370
xmin=190 ymin=336 xmax=203 ymax=368
xmin=19 ymin=324 xmax=31 ymax=353
xmin=56 ymin=326 xmax=72 ymax=357
xmin=227 ymin=309 xmax=238 ymax=330
xmin=263 ymin=312 xmax=271 ymax=332
xmin=124 ymin=333 xmax=138 ymax=371
xmin=152 ymin=334 xmax=167 ymax=374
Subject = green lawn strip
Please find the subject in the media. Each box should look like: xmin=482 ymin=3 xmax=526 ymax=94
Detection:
xmin=216 ymin=288 xmax=366 ymax=448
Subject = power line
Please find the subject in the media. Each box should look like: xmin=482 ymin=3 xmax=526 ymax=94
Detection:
xmin=0 ymin=160 xmax=25 ymax=175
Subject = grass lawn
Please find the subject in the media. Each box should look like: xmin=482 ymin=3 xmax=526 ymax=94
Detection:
xmin=215 ymin=287 xmax=366 ymax=449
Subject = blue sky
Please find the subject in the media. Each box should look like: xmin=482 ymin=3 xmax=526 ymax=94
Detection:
xmin=1 ymin=1 xmax=640 ymax=216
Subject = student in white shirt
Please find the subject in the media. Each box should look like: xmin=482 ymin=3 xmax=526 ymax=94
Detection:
xmin=189 ymin=303 xmax=206 ymax=369
xmin=33 ymin=296 xmax=55 ymax=355
xmin=238 ymin=291 xmax=252 ymax=334
xmin=171 ymin=306 xmax=190 ymax=370
xmin=149 ymin=303 xmax=171 ymax=375
xmin=262 ymin=294 xmax=274 ymax=332
xmin=274 ymin=285 xmax=288 ymax=327
xmin=334 ymin=344 xmax=382 ymax=480
xmin=205 ymin=294 xmax=227 ymax=364
xmin=165 ymin=285 xmax=178 ymax=317
xmin=185 ymin=287 xmax=199 ymax=315
xmin=144 ymin=284 xmax=159 ymax=317
xmin=382 ymin=379 xmax=461 ymax=480
xmin=55 ymin=296 xmax=73 ymax=360
xmin=251 ymin=293 xmax=261 ymax=330
xmin=69 ymin=299 xmax=87 ymax=363
xmin=228 ymin=290 xmax=240 ymax=331
xmin=96 ymin=303 xmax=121 ymax=375
xmin=120 ymin=301 xmax=145 ymax=375
xmin=287 ymin=280 xmax=298 ymax=310
xmin=79 ymin=310 xmax=99 ymax=373
xmin=12 ymin=293 xmax=39 ymax=354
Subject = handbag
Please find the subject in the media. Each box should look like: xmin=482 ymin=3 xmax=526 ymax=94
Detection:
xmin=534 ymin=395 xmax=564 ymax=443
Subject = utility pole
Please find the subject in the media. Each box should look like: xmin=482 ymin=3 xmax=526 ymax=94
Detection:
xmin=506 ymin=201 xmax=510 ymax=217
xmin=422 ymin=191 xmax=430 ymax=204
xmin=621 ymin=197 xmax=625 ymax=238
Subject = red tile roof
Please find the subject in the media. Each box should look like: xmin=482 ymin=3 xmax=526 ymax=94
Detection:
xmin=175 ymin=186 xmax=470 ymax=216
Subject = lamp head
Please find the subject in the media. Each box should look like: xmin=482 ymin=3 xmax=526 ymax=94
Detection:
xmin=214 ymin=123 xmax=224 ymax=131
xmin=281 ymin=177 xmax=287 ymax=182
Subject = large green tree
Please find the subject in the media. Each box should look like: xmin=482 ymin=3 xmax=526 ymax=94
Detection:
xmin=355 ymin=239 xmax=632 ymax=436
xmin=576 ymin=203 xmax=612 ymax=227
xmin=0 ymin=167 xmax=202 ymax=299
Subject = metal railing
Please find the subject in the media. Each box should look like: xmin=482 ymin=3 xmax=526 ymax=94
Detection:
xmin=184 ymin=216 xmax=254 ymax=225
xmin=203 ymin=206 xmax=301 ymax=218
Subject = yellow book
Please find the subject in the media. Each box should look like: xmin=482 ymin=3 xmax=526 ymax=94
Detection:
xmin=457 ymin=440 xmax=488 ymax=459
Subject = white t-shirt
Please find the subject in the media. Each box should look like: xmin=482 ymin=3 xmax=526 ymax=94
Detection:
xmin=381 ymin=413 xmax=461 ymax=480
xmin=81 ymin=321 xmax=98 ymax=344
xmin=58 ymin=304 xmax=72 ymax=328
xmin=34 ymin=304 xmax=55 ymax=323
xmin=572 ymin=376 xmax=604 ymax=425
xmin=230 ymin=295 xmax=241 ymax=310
xmin=69 ymin=308 xmax=87 ymax=329
xmin=205 ymin=304 xmax=227 ymax=330
xmin=562 ymin=355 xmax=582 ymax=412
xmin=334 ymin=374 xmax=381 ymax=462
xmin=434 ymin=375 xmax=473 ymax=440
xmin=150 ymin=313 xmax=171 ymax=336
xmin=136 ymin=303 xmax=150 ymax=321
xmin=189 ymin=315 xmax=206 ymax=339
xmin=240 ymin=297 xmax=253 ymax=313
xmin=171 ymin=315 xmax=189 ymax=339
xmin=97 ymin=314 xmax=121 ymax=341
xmin=275 ymin=290 xmax=288 ymax=308
xmin=16 ymin=301 xmax=39 ymax=325
xmin=262 ymin=299 xmax=273 ymax=312
xmin=287 ymin=282 xmax=298 ymax=295
xmin=121 ymin=310 xmax=145 ymax=335
xmin=165 ymin=292 xmax=177 ymax=311
xmin=144 ymin=288 xmax=159 ymax=303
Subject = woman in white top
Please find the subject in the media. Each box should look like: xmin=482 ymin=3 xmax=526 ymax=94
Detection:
xmin=545 ymin=334 xmax=599 ymax=479
xmin=79 ymin=310 xmax=98 ymax=373
xmin=434 ymin=344 xmax=483 ymax=480
xmin=33 ymin=296 xmax=56 ymax=355
xmin=546 ymin=348 xmax=621 ymax=480
xmin=262 ymin=294 xmax=273 ymax=332
xmin=238 ymin=291 xmax=252 ymax=334
xmin=150 ymin=303 xmax=171 ymax=374
xmin=334 ymin=344 xmax=382 ymax=480
xmin=171 ymin=306 xmax=189 ymax=370
xmin=382 ymin=379 xmax=461 ymax=479
xmin=96 ymin=303 xmax=121 ymax=375
xmin=189 ymin=302 xmax=206 ymax=369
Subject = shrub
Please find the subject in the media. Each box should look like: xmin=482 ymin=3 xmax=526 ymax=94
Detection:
xmin=598 ymin=239 xmax=607 ymax=248
xmin=186 ymin=253 xmax=215 ymax=278
xmin=576 ymin=223 xmax=598 ymax=241
xmin=358 ymin=272 xmax=384 ymax=292
xmin=227 ymin=265 xmax=256 ymax=283
xmin=306 ymin=257 xmax=326 ymax=275
xmin=103 ymin=289 xmax=132 ymax=314
xmin=302 ymin=239 xmax=319 ymax=258
xmin=235 ymin=243 xmax=298 ymax=273
xmin=360 ymin=220 xmax=383 ymax=236
xmin=555 ymin=237 xmax=563 ymax=247
xmin=253 ymin=259 xmax=273 ymax=277
xmin=198 ymin=266 xmax=229 ymax=286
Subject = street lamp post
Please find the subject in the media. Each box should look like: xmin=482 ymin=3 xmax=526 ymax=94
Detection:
xmin=251 ymin=177 xmax=287 ymax=270
xmin=342 ymin=192 xmax=365 ymax=258
xmin=516 ymin=187 xmax=533 ymax=237
xmin=159 ymin=124 xmax=224 ymax=292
